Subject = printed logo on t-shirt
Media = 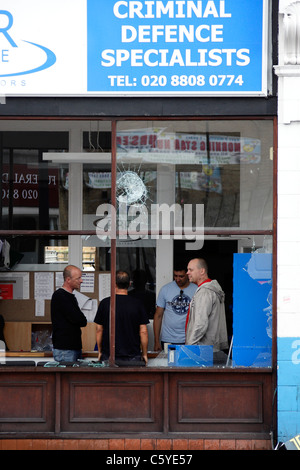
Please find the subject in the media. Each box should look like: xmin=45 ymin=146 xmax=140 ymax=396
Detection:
xmin=166 ymin=291 xmax=191 ymax=316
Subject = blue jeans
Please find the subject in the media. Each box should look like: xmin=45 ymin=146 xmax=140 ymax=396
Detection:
xmin=53 ymin=349 xmax=82 ymax=362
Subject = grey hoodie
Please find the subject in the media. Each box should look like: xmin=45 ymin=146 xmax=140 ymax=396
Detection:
xmin=185 ymin=280 xmax=228 ymax=351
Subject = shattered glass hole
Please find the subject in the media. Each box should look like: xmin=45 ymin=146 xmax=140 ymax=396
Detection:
xmin=116 ymin=171 xmax=148 ymax=204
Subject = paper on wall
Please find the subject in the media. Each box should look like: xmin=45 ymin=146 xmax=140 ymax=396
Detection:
xmin=34 ymin=272 xmax=54 ymax=299
xmin=74 ymin=290 xmax=98 ymax=322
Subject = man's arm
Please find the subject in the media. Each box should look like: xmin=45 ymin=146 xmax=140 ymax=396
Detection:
xmin=54 ymin=290 xmax=87 ymax=327
xmin=139 ymin=324 xmax=148 ymax=364
xmin=153 ymin=306 xmax=164 ymax=351
xmin=95 ymin=324 xmax=104 ymax=361
xmin=186 ymin=290 xmax=212 ymax=344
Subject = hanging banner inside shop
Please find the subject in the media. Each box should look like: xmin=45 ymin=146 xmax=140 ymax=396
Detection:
xmin=0 ymin=0 xmax=268 ymax=96
xmin=116 ymin=129 xmax=261 ymax=163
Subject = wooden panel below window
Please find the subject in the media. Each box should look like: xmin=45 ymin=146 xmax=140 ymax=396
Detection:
xmin=60 ymin=372 xmax=164 ymax=433
xmin=0 ymin=368 xmax=273 ymax=438
xmin=178 ymin=381 xmax=262 ymax=422
xmin=0 ymin=373 xmax=55 ymax=432
xmin=169 ymin=372 xmax=273 ymax=434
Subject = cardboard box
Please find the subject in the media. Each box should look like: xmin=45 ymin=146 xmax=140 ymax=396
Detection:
xmin=168 ymin=345 xmax=213 ymax=367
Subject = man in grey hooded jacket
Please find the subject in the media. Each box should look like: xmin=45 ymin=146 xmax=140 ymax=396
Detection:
xmin=185 ymin=258 xmax=228 ymax=351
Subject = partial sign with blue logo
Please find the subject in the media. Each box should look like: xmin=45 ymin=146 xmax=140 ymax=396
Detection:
xmin=0 ymin=0 xmax=87 ymax=96
xmin=0 ymin=0 xmax=269 ymax=96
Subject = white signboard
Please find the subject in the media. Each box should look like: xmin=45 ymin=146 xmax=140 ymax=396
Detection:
xmin=0 ymin=0 xmax=269 ymax=96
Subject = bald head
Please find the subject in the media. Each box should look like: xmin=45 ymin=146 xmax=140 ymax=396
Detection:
xmin=187 ymin=258 xmax=208 ymax=285
xmin=62 ymin=265 xmax=83 ymax=292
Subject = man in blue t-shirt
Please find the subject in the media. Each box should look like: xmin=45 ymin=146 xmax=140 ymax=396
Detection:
xmin=153 ymin=266 xmax=197 ymax=351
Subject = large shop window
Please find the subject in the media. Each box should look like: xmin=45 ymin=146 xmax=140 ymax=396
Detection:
xmin=0 ymin=120 xmax=275 ymax=369
xmin=113 ymin=120 xmax=274 ymax=368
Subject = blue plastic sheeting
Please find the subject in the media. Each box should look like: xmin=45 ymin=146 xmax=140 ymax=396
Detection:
xmin=232 ymin=253 xmax=272 ymax=367
xmin=168 ymin=345 xmax=213 ymax=367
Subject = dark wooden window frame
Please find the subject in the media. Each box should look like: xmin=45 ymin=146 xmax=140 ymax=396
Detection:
xmin=0 ymin=116 xmax=277 ymax=370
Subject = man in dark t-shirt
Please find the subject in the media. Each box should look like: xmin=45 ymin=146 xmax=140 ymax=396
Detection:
xmin=51 ymin=265 xmax=87 ymax=362
xmin=94 ymin=270 xmax=149 ymax=364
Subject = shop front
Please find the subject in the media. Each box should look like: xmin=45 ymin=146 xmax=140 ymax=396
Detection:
xmin=0 ymin=0 xmax=277 ymax=450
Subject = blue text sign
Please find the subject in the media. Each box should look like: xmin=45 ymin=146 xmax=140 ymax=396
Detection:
xmin=0 ymin=0 xmax=269 ymax=96
xmin=87 ymin=0 xmax=269 ymax=96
